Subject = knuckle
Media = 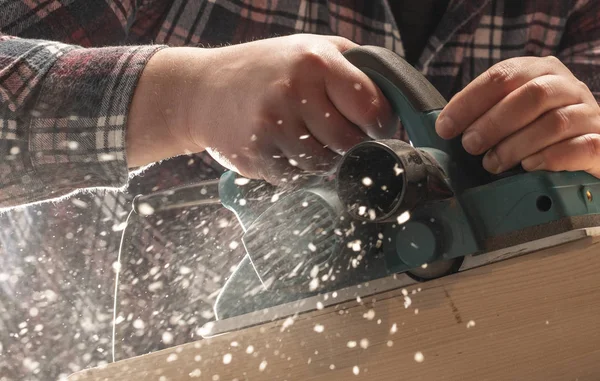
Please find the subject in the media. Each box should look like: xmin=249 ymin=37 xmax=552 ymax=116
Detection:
xmin=583 ymin=134 xmax=600 ymax=159
xmin=524 ymin=78 xmax=554 ymax=105
xmin=296 ymin=47 xmax=329 ymax=71
xmin=544 ymin=55 xmax=562 ymax=66
xmin=549 ymin=108 xmax=571 ymax=135
xmin=485 ymin=113 xmax=502 ymax=134
xmin=326 ymin=35 xmax=353 ymax=46
xmin=578 ymin=80 xmax=590 ymax=93
xmin=487 ymin=61 xmax=518 ymax=86
xmin=274 ymin=77 xmax=300 ymax=100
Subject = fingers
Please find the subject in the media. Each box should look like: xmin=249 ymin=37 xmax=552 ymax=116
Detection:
xmin=273 ymin=118 xmax=339 ymax=173
xmin=483 ymin=104 xmax=599 ymax=173
xmin=461 ymin=74 xmax=588 ymax=155
xmin=521 ymin=133 xmax=600 ymax=178
xmin=234 ymin=146 xmax=303 ymax=186
xmin=256 ymin=155 xmax=303 ymax=185
xmin=324 ymin=52 xmax=397 ymax=140
xmin=231 ymin=34 xmax=399 ymax=184
xmin=300 ymin=92 xmax=369 ymax=155
xmin=436 ymin=56 xmax=574 ymax=139
xmin=432 ymin=54 xmax=600 ymax=178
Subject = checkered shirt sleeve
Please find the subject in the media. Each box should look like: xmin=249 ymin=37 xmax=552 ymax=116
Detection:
xmin=0 ymin=34 xmax=165 ymax=209
xmin=558 ymin=0 xmax=600 ymax=101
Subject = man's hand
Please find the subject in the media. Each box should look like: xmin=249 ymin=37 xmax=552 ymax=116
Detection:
xmin=127 ymin=34 xmax=396 ymax=183
xmin=435 ymin=56 xmax=600 ymax=178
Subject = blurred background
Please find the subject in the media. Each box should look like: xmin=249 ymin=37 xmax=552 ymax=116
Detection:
xmin=0 ymin=154 xmax=244 ymax=381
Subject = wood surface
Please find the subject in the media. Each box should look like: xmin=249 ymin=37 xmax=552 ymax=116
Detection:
xmin=69 ymin=231 xmax=600 ymax=381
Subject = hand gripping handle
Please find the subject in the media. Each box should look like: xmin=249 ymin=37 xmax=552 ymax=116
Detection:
xmin=342 ymin=46 xmax=491 ymax=185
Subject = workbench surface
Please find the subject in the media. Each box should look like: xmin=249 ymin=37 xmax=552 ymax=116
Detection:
xmin=69 ymin=232 xmax=600 ymax=381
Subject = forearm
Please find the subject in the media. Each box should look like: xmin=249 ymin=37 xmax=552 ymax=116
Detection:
xmin=126 ymin=47 xmax=208 ymax=168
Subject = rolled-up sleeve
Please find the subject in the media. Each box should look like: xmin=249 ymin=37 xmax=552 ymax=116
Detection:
xmin=0 ymin=34 xmax=165 ymax=209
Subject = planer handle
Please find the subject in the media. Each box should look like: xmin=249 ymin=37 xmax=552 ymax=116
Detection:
xmin=342 ymin=45 xmax=492 ymax=186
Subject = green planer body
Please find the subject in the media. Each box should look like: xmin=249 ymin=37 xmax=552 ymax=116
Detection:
xmin=212 ymin=46 xmax=600 ymax=322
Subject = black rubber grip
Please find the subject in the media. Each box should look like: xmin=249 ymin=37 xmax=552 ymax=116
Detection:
xmin=342 ymin=45 xmax=447 ymax=113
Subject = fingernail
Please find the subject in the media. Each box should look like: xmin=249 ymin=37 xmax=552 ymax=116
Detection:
xmin=522 ymin=154 xmax=545 ymax=171
xmin=483 ymin=150 xmax=502 ymax=173
xmin=462 ymin=131 xmax=482 ymax=154
xmin=436 ymin=115 xmax=456 ymax=138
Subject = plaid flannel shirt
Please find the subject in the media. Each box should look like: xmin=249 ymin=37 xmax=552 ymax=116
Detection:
xmin=1 ymin=1 xmax=600 ymax=380
xmin=1 ymin=0 xmax=600 ymax=208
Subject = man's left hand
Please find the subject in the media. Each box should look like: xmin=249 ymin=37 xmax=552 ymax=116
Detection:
xmin=435 ymin=56 xmax=600 ymax=178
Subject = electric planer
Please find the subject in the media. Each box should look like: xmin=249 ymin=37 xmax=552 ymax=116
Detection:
xmin=134 ymin=46 xmax=600 ymax=337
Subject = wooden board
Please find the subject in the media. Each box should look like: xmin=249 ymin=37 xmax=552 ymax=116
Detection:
xmin=69 ymin=231 xmax=600 ymax=381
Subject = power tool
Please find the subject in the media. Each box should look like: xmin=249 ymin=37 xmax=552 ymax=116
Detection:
xmin=134 ymin=46 xmax=600 ymax=337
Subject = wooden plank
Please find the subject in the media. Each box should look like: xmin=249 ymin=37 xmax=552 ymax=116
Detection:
xmin=69 ymin=232 xmax=600 ymax=381
xmin=206 ymin=227 xmax=600 ymax=337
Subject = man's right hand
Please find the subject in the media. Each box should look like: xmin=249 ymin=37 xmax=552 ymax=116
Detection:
xmin=126 ymin=34 xmax=396 ymax=183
